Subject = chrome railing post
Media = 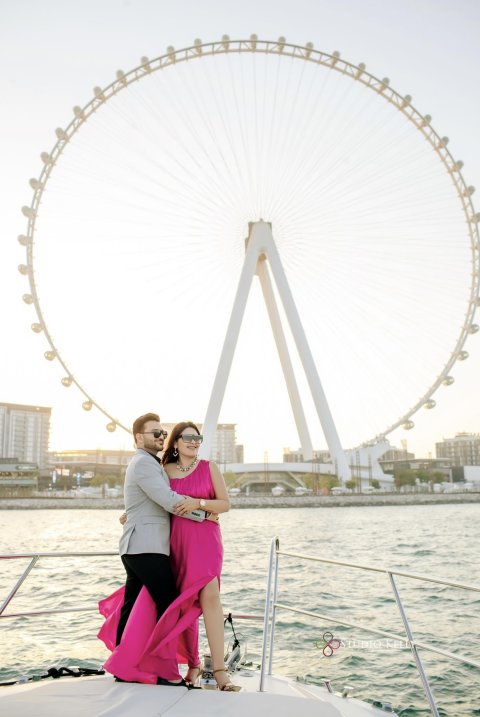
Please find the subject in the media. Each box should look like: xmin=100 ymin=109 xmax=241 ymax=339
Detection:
xmin=388 ymin=572 xmax=439 ymax=717
xmin=267 ymin=539 xmax=280 ymax=675
xmin=259 ymin=536 xmax=278 ymax=691
xmin=0 ymin=555 xmax=39 ymax=616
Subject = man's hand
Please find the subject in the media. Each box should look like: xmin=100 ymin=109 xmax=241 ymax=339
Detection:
xmin=119 ymin=512 xmax=127 ymax=525
xmin=174 ymin=496 xmax=200 ymax=515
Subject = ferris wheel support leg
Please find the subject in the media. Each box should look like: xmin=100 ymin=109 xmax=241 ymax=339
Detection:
xmin=256 ymin=258 xmax=313 ymax=460
xmin=260 ymin=223 xmax=351 ymax=482
xmin=200 ymin=231 xmax=260 ymax=459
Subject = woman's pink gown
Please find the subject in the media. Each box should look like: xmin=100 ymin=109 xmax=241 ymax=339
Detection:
xmin=98 ymin=460 xmax=223 ymax=683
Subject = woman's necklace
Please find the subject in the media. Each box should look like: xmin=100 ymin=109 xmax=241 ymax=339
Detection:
xmin=176 ymin=456 xmax=199 ymax=473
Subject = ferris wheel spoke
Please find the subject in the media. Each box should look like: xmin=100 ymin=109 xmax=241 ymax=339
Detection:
xmin=18 ymin=37 xmax=479 ymax=451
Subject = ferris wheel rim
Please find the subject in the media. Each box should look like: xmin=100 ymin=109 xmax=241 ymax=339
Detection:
xmin=18 ymin=35 xmax=480 ymax=444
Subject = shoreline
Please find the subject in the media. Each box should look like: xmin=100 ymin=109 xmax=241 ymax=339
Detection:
xmin=1 ymin=492 xmax=480 ymax=509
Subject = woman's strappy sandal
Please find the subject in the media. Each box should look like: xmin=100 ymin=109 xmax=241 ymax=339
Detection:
xmin=184 ymin=664 xmax=203 ymax=689
xmin=212 ymin=668 xmax=241 ymax=692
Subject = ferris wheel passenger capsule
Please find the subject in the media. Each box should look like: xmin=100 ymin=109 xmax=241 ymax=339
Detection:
xmin=457 ymin=350 xmax=469 ymax=360
xmin=193 ymin=39 xmax=202 ymax=54
xmin=31 ymin=323 xmax=42 ymax=333
xmin=277 ymin=37 xmax=286 ymax=50
xmin=73 ymin=106 xmax=85 ymax=119
xmin=106 ymin=421 xmax=117 ymax=432
xmin=355 ymin=63 xmax=366 ymax=78
xmin=44 ymin=350 xmax=56 ymax=361
xmin=94 ymin=87 xmax=106 ymax=101
xmin=468 ymin=324 xmax=479 ymax=334
xmin=303 ymin=44 xmax=313 ymax=59
xmin=424 ymin=399 xmax=436 ymax=409
xmin=402 ymin=420 xmax=414 ymax=430
xmin=443 ymin=376 xmax=455 ymax=386
xmin=22 ymin=293 xmax=33 ymax=304
xmin=82 ymin=400 xmax=93 ymax=411
xmin=22 ymin=206 xmax=34 ymax=218
xmin=40 ymin=152 xmax=52 ymax=164
xmin=331 ymin=51 xmax=340 ymax=66
xmin=18 ymin=264 xmax=28 ymax=275
xmin=18 ymin=234 xmax=30 ymax=246
xmin=221 ymin=35 xmax=230 ymax=49
xmin=401 ymin=94 xmax=412 ymax=108
xmin=29 ymin=178 xmax=41 ymax=190
xmin=61 ymin=376 xmax=73 ymax=387
xmin=463 ymin=186 xmax=475 ymax=197
xmin=55 ymin=128 xmax=67 ymax=140
xmin=140 ymin=56 xmax=151 ymax=70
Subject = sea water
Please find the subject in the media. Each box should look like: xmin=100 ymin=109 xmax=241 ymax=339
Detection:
xmin=0 ymin=503 xmax=479 ymax=716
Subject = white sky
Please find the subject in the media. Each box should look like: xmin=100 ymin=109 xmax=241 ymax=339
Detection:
xmin=1 ymin=0 xmax=479 ymax=462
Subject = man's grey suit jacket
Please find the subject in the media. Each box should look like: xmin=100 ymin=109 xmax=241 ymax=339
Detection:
xmin=119 ymin=448 xmax=185 ymax=556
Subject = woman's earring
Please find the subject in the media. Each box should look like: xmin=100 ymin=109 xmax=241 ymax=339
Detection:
xmin=173 ymin=448 xmax=178 ymax=458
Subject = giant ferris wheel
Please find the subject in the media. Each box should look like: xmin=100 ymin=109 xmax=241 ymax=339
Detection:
xmin=18 ymin=37 xmax=480 ymax=473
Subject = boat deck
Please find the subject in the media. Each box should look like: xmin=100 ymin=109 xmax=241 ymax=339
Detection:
xmin=0 ymin=670 xmax=392 ymax=717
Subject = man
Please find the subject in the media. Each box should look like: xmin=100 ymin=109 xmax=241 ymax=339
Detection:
xmin=115 ymin=412 xmax=209 ymax=685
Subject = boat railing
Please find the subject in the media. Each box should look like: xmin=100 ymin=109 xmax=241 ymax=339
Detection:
xmin=0 ymin=552 xmax=119 ymax=619
xmin=259 ymin=537 xmax=480 ymax=717
xmin=2 ymin=547 xmax=479 ymax=715
xmin=0 ymin=551 xmax=265 ymax=623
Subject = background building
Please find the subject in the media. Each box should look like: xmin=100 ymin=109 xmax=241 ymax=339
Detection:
xmin=49 ymin=422 xmax=241 ymax=490
xmin=48 ymin=448 xmax=133 ymax=490
xmin=0 ymin=457 xmax=38 ymax=493
xmin=283 ymin=448 xmax=332 ymax=463
xmin=0 ymin=402 xmax=51 ymax=470
xmin=209 ymin=423 xmax=238 ymax=464
xmin=435 ymin=433 xmax=480 ymax=466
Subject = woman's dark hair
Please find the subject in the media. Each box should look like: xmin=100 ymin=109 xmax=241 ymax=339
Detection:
xmin=132 ymin=412 xmax=160 ymax=445
xmin=162 ymin=421 xmax=200 ymax=465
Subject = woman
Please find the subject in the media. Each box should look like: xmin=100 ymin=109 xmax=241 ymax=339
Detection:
xmin=162 ymin=421 xmax=239 ymax=691
xmin=99 ymin=422 xmax=239 ymax=691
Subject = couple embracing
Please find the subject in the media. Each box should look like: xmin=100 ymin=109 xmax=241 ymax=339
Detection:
xmin=98 ymin=412 xmax=240 ymax=691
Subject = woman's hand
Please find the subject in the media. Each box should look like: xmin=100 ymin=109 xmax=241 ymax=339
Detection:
xmin=119 ymin=512 xmax=127 ymax=525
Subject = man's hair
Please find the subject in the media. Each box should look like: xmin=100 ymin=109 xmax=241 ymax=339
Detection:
xmin=132 ymin=413 xmax=160 ymax=445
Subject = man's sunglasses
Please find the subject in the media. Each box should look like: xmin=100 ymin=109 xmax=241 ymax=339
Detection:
xmin=180 ymin=434 xmax=203 ymax=444
xmin=141 ymin=430 xmax=168 ymax=439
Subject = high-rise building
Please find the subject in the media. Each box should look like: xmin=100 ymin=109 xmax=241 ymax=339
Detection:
xmin=209 ymin=423 xmax=237 ymax=464
xmin=0 ymin=402 xmax=51 ymax=469
xmin=435 ymin=433 xmax=480 ymax=466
